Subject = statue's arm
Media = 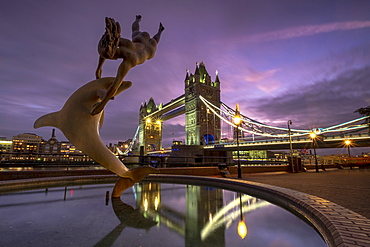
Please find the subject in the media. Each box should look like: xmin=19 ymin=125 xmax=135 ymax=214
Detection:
xmin=95 ymin=56 xmax=106 ymax=79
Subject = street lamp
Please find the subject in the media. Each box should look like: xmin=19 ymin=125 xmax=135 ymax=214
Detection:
xmin=345 ymin=139 xmax=352 ymax=169
xmin=344 ymin=139 xmax=351 ymax=158
xmin=206 ymin=108 xmax=210 ymax=144
xmin=287 ymin=120 xmax=293 ymax=172
xmin=309 ymin=132 xmax=319 ymax=173
xmin=233 ymin=103 xmax=242 ymax=178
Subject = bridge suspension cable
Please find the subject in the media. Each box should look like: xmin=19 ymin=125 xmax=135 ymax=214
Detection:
xmin=123 ymin=125 xmax=140 ymax=155
xmin=199 ymin=95 xmax=369 ymax=138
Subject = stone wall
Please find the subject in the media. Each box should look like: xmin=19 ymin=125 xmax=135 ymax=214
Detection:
xmin=0 ymin=165 xmax=289 ymax=181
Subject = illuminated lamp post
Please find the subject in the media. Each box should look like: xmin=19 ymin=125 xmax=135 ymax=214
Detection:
xmin=206 ymin=108 xmax=210 ymax=144
xmin=233 ymin=103 xmax=242 ymax=178
xmin=309 ymin=132 xmax=319 ymax=173
xmin=344 ymin=139 xmax=352 ymax=169
xmin=287 ymin=120 xmax=293 ymax=172
xmin=344 ymin=139 xmax=351 ymax=158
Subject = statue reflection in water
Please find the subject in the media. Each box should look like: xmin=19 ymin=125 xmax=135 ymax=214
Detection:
xmin=94 ymin=196 xmax=157 ymax=247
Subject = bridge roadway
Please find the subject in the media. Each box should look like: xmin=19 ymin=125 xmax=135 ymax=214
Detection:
xmin=205 ymin=132 xmax=370 ymax=151
xmin=143 ymin=94 xmax=185 ymax=121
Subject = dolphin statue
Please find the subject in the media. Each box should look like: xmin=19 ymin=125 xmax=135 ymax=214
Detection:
xmin=34 ymin=77 xmax=158 ymax=185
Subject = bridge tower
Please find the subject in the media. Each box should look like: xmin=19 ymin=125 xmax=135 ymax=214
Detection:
xmin=185 ymin=62 xmax=221 ymax=145
xmin=138 ymin=97 xmax=163 ymax=153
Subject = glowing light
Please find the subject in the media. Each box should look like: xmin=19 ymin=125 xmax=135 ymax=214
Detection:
xmin=233 ymin=115 xmax=242 ymax=126
xmin=156 ymin=120 xmax=161 ymax=125
xmin=344 ymin=139 xmax=351 ymax=145
xmin=144 ymin=198 xmax=148 ymax=211
xmin=309 ymin=132 xmax=317 ymax=139
xmin=146 ymin=118 xmax=151 ymax=124
xmin=154 ymin=196 xmax=159 ymax=210
xmin=238 ymin=219 xmax=247 ymax=239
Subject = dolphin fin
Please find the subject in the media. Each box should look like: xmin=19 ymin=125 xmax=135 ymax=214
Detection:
xmin=98 ymin=110 xmax=105 ymax=129
xmin=34 ymin=111 xmax=61 ymax=129
xmin=96 ymin=88 xmax=107 ymax=100
xmin=114 ymin=81 xmax=132 ymax=96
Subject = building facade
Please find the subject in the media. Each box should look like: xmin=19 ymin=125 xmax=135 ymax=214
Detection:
xmin=11 ymin=133 xmax=43 ymax=161
xmin=0 ymin=137 xmax=12 ymax=162
xmin=0 ymin=130 xmax=92 ymax=163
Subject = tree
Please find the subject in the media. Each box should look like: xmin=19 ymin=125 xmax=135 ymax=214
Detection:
xmin=354 ymin=106 xmax=370 ymax=133
xmin=354 ymin=106 xmax=370 ymax=123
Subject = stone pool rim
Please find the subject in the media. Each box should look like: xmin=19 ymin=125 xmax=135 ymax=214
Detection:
xmin=1 ymin=174 xmax=369 ymax=247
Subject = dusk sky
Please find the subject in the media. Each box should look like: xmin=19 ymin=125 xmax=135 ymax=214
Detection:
xmin=1 ymin=0 xmax=370 ymax=149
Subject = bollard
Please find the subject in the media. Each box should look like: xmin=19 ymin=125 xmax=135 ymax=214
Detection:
xmin=105 ymin=191 xmax=110 ymax=205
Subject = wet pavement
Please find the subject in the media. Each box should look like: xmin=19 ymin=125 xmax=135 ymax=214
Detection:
xmin=243 ymin=167 xmax=370 ymax=219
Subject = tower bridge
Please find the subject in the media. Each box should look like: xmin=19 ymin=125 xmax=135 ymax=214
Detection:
xmin=138 ymin=62 xmax=221 ymax=153
xmin=129 ymin=62 xmax=370 ymax=155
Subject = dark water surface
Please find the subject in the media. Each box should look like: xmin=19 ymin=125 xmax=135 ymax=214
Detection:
xmin=0 ymin=182 xmax=327 ymax=247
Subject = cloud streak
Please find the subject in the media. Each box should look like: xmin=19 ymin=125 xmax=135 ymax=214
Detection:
xmin=245 ymin=65 xmax=370 ymax=130
xmin=235 ymin=21 xmax=370 ymax=44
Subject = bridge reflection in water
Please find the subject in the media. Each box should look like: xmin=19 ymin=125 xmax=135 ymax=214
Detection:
xmin=134 ymin=183 xmax=269 ymax=246
xmin=117 ymin=182 xmax=326 ymax=247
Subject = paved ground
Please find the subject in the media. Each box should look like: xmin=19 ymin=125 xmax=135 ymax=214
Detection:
xmin=240 ymin=167 xmax=370 ymax=219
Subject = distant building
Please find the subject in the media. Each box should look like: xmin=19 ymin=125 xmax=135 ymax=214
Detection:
xmin=117 ymin=139 xmax=132 ymax=151
xmin=5 ymin=130 xmax=91 ymax=163
xmin=39 ymin=129 xmax=88 ymax=162
xmin=39 ymin=129 xmax=61 ymax=162
xmin=11 ymin=133 xmax=43 ymax=161
xmin=0 ymin=137 xmax=12 ymax=162
xmin=41 ymin=129 xmax=60 ymax=154
xmin=172 ymin=140 xmax=183 ymax=145
xmin=107 ymin=139 xmax=132 ymax=155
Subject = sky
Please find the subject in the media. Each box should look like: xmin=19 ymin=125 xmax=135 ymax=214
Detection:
xmin=1 ymin=0 xmax=370 ymax=152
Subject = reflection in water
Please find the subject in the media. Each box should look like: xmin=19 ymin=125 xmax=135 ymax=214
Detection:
xmin=94 ymin=196 xmax=158 ymax=247
xmin=98 ymin=183 xmax=270 ymax=247
xmin=237 ymin=194 xmax=247 ymax=239
xmin=0 ymin=183 xmax=327 ymax=246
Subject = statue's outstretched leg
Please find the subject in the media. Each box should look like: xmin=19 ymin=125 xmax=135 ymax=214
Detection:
xmin=131 ymin=15 xmax=142 ymax=37
xmin=153 ymin=22 xmax=165 ymax=43
xmin=91 ymin=61 xmax=133 ymax=115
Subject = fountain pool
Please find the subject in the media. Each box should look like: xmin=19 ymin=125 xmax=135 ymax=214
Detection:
xmin=0 ymin=179 xmax=327 ymax=247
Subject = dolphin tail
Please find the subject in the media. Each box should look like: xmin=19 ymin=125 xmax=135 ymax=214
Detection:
xmin=34 ymin=111 xmax=61 ymax=129
xmin=112 ymin=167 xmax=159 ymax=197
xmin=124 ymin=166 xmax=159 ymax=182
